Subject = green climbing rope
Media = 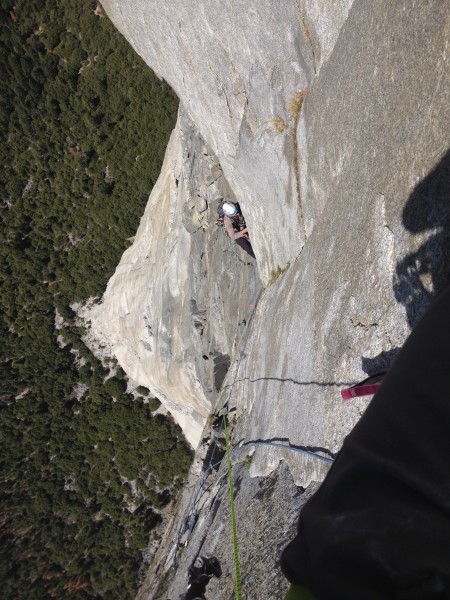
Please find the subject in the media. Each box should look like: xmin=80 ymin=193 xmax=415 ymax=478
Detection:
xmin=222 ymin=410 xmax=242 ymax=600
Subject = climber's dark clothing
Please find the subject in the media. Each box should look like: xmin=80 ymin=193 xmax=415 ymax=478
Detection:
xmin=281 ymin=285 xmax=450 ymax=599
xmin=187 ymin=556 xmax=221 ymax=583
xmin=179 ymin=556 xmax=221 ymax=600
xmin=235 ymin=235 xmax=256 ymax=259
xmin=183 ymin=577 xmax=208 ymax=600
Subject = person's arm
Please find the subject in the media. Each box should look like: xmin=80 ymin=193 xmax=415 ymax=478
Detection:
xmin=236 ymin=226 xmax=249 ymax=238
xmin=223 ymin=215 xmax=248 ymax=240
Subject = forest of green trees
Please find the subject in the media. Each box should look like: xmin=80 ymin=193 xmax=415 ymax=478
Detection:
xmin=0 ymin=1 xmax=192 ymax=597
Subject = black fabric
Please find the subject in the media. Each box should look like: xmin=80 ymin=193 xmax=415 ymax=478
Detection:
xmin=184 ymin=556 xmax=221 ymax=600
xmin=184 ymin=580 xmax=207 ymax=600
xmin=184 ymin=578 xmax=207 ymax=600
xmin=281 ymin=286 xmax=450 ymax=600
xmin=187 ymin=556 xmax=221 ymax=583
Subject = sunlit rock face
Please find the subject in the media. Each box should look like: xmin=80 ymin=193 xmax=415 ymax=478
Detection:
xmin=100 ymin=0 xmax=353 ymax=284
xmin=92 ymin=2 xmax=449 ymax=595
xmin=94 ymin=0 xmax=354 ymax=447
xmin=94 ymin=0 xmax=449 ymax=456
xmin=85 ymin=109 xmax=260 ymax=448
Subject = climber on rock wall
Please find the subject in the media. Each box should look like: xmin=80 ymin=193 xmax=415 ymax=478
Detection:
xmin=178 ymin=556 xmax=222 ymax=600
xmin=217 ymin=199 xmax=256 ymax=259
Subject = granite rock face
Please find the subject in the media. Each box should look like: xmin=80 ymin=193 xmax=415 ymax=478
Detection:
xmin=231 ymin=0 xmax=450 ymax=489
xmin=84 ymin=109 xmax=260 ymax=448
xmin=101 ymin=0 xmax=354 ymax=283
xmin=94 ymin=0 xmax=450 ymax=458
xmin=91 ymin=1 xmax=449 ymax=597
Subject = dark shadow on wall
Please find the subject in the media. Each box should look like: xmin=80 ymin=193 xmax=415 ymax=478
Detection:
xmin=361 ymin=348 xmax=401 ymax=376
xmin=213 ymin=352 xmax=231 ymax=391
xmin=394 ymin=148 xmax=450 ymax=327
xmin=234 ymin=436 xmax=337 ymax=460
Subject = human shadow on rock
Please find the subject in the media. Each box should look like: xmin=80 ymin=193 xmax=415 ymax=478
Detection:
xmin=361 ymin=347 xmax=401 ymax=377
xmin=394 ymin=148 xmax=450 ymax=327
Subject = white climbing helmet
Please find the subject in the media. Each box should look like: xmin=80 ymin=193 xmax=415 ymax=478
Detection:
xmin=222 ymin=201 xmax=238 ymax=216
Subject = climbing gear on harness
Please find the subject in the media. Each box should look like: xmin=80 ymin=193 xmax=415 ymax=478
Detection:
xmin=341 ymin=372 xmax=386 ymax=400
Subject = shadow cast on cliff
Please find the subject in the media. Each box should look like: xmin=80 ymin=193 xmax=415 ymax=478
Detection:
xmin=394 ymin=148 xmax=450 ymax=327
xmin=361 ymin=347 xmax=401 ymax=377
xmin=234 ymin=436 xmax=337 ymax=460
xmin=223 ymin=376 xmax=356 ymax=389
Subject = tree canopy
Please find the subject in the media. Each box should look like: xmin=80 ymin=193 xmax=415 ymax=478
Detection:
xmin=0 ymin=1 xmax=191 ymax=598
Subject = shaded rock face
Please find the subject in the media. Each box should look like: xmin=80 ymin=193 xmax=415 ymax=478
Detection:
xmin=85 ymin=109 xmax=260 ymax=448
xmin=100 ymin=0 xmax=354 ymax=282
